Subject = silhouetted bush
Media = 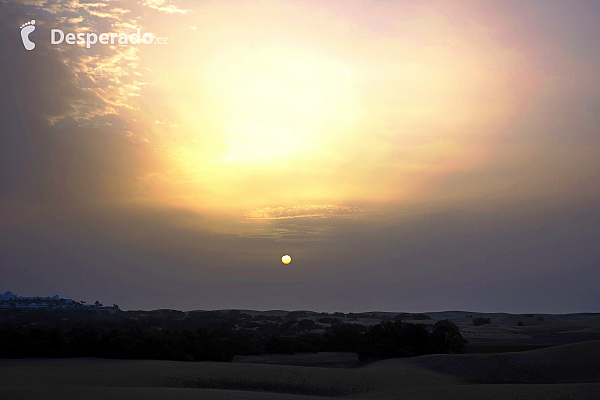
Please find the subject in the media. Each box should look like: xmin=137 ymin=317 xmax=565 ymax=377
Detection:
xmin=285 ymin=311 xmax=308 ymax=320
xmin=393 ymin=313 xmax=410 ymax=321
xmin=0 ymin=309 xmax=467 ymax=362
xmin=410 ymin=313 xmax=432 ymax=320
xmin=67 ymin=326 xmax=101 ymax=357
xmin=263 ymin=336 xmax=295 ymax=354
xmin=473 ymin=317 xmax=491 ymax=326
xmin=0 ymin=326 xmax=237 ymax=361
xmin=323 ymin=323 xmax=365 ymax=352
xmin=279 ymin=318 xmax=298 ymax=334
xmin=317 ymin=317 xmax=342 ymax=325
xmin=359 ymin=321 xmax=429 ymax=359
xmin=297 ymin=319 xmax=316 ymax=331
xmin=357 ymin=320 xmax=466 ymax=361
xmin=294 ymin=333 xmax=322 ymax=353
xmin=430 ymin=320 xmax=468 ymax=354
xmin=347 ymin=313 xmax=374 ymax=319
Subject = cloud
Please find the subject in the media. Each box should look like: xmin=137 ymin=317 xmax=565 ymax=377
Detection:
xmin=13 ymin=0 xmax=48 ymax=5
xmin=124 ymin=130 xmax=150 ymax=143
xmin=0 ymin=0 xmax=159 ymax=205
xmin=245 ymin=205 xmax=365 ymax=220
xmin=242 ymin=223 xmax=338 ymax=242
xmin=142 ymin=0 xmax=189 ymax=14
xmin=3 ymin=1 xmax=151 ymax=126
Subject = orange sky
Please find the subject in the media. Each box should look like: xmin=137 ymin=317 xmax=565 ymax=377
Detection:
xmin=80 ymin=1 xmax=590 ymax=228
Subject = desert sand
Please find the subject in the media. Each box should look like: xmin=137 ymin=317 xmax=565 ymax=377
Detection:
xmin=1 ymin=340 xmax=599 ymax=400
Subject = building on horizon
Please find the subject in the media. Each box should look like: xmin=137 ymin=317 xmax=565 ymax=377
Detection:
xmin=0 ymin=291 xmax=16 ymax=300
xmin=0 ymin=291 xmax=74 ymax=307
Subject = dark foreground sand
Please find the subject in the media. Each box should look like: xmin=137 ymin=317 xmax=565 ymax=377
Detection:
xmin=1 ymin=340 xmax=599 ymax=400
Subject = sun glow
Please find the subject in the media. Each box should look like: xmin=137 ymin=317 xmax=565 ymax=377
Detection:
xmin=222 ymin=78 xmax=324 ymax=163
xmin=141 ymin=44 xmax=366 ymax=214
xmin=133 ymin=2 xmax=528 ymax=219
xmin=213 ymin=47 xmax=360 ymax=164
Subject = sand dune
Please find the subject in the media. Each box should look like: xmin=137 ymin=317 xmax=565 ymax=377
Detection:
xmin=0 ymin=387 xmax=333 ymax=400
xmin=1 ymin=341 xmax=599 ymax=400
xmin=0 ymin=357 xmax=457 ymax=397
xmin=3 ymin=383 xmax=600 ymax=400
xmin=359 ymin=383 xmax=600 ymax=400
xmin=406 ymin=339 xmax=600 ymax=383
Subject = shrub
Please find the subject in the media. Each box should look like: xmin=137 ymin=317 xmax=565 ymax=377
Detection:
xmin=430 ymin=320 xmax=468 ymax=354
xmin=316 ymin=317 xmax=342 ymax=325
xmin=323 ymin=323 xmax=365 ymax=352
xmin=393 ymin=313 xmax=410 ymax=321
xmin=358 ymin=321 xmax=429 ymax=360
xmin=297 ymin=319 xmax=316 ymax=331
xmin=358 ymin=320 xmax=467 ymax=361
xmin=263 ymin=336 xmax=295 ymax=354
xmin=473 ymin=317 xmax=491 ymax=326
xmin=410 ymin=313 xmax=432 ymax=320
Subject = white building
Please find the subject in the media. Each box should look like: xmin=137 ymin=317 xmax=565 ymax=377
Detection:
xmin=0 ymin=291 xmax=74 ymax=308
xmin=0 ymin=291 xmax=16 ymax=301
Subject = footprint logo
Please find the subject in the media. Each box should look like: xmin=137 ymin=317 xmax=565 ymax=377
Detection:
xmin=20 ymin=20 xmax=36 ymax=51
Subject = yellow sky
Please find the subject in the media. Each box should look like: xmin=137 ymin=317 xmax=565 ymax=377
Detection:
xmin=108 ymin=0 xmax=549 ymax=226
xmin=10 ymin=0 xmax=599 ymax=238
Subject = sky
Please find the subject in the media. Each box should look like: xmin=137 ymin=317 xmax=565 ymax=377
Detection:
xmin=1 ymin=0 xmax=599 ymax=313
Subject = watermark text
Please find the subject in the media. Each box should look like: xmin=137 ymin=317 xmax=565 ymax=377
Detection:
xmin=51 ymin=28 xmax=167 ymax=48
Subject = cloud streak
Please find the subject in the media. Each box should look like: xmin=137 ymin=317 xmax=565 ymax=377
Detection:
xmin=245 ymin=205 xmax=365 ymax=220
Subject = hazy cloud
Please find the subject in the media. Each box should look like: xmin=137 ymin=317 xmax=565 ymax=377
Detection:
xmin=142 ymin=0 xmax=189 ymax=14
xmin=245 ymin=205 xmax=365 ymax=220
